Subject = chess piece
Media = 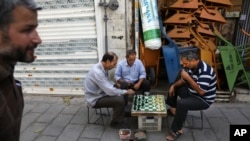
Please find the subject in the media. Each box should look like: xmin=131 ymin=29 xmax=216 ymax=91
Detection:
xmin=144 ymin=91 xmax=150 ymax=96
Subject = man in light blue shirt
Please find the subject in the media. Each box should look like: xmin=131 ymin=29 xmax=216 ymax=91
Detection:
xmin=115 ymin=49 xmax=150 ymax=95
xmin=84 ymin=52 xmax=135 ymax=129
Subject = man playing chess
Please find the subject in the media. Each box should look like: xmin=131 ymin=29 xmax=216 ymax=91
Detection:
xmin=165 ymin=50 xmax=216 ymax=141
xmin=114 ymin=49 xmax=151 ymax=95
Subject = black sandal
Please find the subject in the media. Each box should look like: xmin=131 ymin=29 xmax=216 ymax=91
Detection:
xmin=166 ymin=131 xmax=182 ymax=141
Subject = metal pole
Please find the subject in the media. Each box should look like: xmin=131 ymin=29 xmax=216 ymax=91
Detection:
xmin=104 ymin=0 xmax=108 ymax=53
xmin=99 ymin=0 xmax=109 ymax=53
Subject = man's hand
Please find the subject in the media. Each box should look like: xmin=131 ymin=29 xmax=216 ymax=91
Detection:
xmin=113 ymin=83 xmax=120 ymax=88
xmin=168 ymin=85 xmax=175 ymax=97
xmin=127 ymin=89 xmax=135 ymax=95
xmin=133 ymin=83 xmax=140 ymax=90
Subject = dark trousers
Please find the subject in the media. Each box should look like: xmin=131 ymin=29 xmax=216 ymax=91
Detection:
xmin=94 ymin=96 xmax=125 ymax=123
xmin=118 ymin=79 xmax=151 ymax=105
xmin=118 ymin=79 xmax=151 ymax=94
xmin=166 ymin=84 xmax=209 ymax=131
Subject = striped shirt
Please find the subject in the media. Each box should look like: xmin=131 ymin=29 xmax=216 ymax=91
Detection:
xmin=187 ymin=61 xmax=217 ymax=105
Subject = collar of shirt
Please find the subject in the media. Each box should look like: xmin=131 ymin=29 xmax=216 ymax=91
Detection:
xmin=125 ymin=60 xmax=137 ymax=67
xmin=99 ymin=62 xmax=108 ymax=77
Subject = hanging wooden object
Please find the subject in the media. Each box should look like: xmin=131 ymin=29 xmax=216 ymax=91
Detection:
xmin=191 ymin=17 xmax=215 ymax=36
xmin=173 ymin=38 xmax=200 ymax=47
xmin=169 ymin=0 xmax=199 ymax=9
xmin=199 ymin=6 xmax=226 ymax=23
xmin=205 ymin=0 xmax=232 ymax=6
xmin=203 ymin=38 xmax=217 ymax=51
xmin=196 ymin=23 xmax=214 ymax=36
xmin=167 ymin=26 xmax=192 ymax=39
xmin=164 ymin=11 xmax=193 ymax=24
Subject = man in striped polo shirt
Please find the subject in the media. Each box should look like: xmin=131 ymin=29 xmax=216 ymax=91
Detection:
xmin=166 ymin=51 xmax=217 ymax=141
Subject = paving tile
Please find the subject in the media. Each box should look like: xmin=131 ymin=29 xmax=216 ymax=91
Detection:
xmin=61 ymin=105 xmax=81 ymax=114
xmin=52 ymin=114 xmax=74 ymax=126
xmin=23 ymin=102 xmax=38 ymax=116
xmin=70 ymin=106 xmax=90 ymax=125
xmin=31 ymin=96 xmax=46 ymax=102
xmin=215 ymin=102 xmax=250 ymax=108
xmin=100 ymin=128 xmax=120 ymax=141
xmin=208 ymin=117 xmax=230 ymax=141
xmin=81 ymin=124 xmax=104 ymax=138
xmin=56 ymin=124 xmax=84 ymax=141
xmin=42 ymin=124 xmax=65 ymax=136
xmin=192 ymin=129 xmax=217 ymax=141
xmin=20 ymin=123 xmax=48 ymax=141
xmin=36 ymin=113 xmax=59 ymax=123
xmin=31 ymin=103 xmax=51 ymax=113
xmin=220 ymin=107 xmax=250 ymax=124
xmin=239 ymin=108 xmax=250 ymax=118
xmin=36 ymin=104 xmax=64 ymax=123
xmin=21 ymin=113 xmax=41 ymax=132
xmin=24 ymin=95 xmax=33 ymax=101
xmin=42 ymin=114 xmax=74 ymax=136
xmin=69 ymin=96 xmax=85 ymax=105
xmin=147 ymin=131 xmax=167 ymax=141
xmin=70 ymin=113 xmax=87 ymax=125
xmin=205 ymin=105 xmax=225 ymax=118
xmin=78 ymin=138 xmax=99 ymax=141
xmin=34 ymin=135 xmax=57 ymax=141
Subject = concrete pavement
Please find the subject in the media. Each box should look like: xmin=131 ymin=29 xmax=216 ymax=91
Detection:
xmin=20 ymin=94 xmax=250 ymax=141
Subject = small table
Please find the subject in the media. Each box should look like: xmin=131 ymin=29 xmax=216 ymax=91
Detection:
xmin=131 ymin=95 xmax=167 ymax=131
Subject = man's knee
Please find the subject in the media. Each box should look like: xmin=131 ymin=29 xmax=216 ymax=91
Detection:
xmin=141 ymin=79 xmax=151 ymax=91
xmin=144 ymin=79 xmax=151 ymax=86
xmin=115 ymin=96 xmax=125 ymax=106
xmin=176 ymin=100 xmax=187 ymax=109
xmin=119 ymin=81 xmax=129 ymax=89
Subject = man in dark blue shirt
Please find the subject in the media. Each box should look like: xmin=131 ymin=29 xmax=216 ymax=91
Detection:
xmin=166 ymin=51 xmax=216 ymax=141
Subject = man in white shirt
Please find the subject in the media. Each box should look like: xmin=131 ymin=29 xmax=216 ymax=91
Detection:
xmin=84 ymin=52 xmax=135 ymax=129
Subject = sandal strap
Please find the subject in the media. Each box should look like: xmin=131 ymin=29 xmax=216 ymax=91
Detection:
xmin=167 ymin=131 xmax=183 ymax=141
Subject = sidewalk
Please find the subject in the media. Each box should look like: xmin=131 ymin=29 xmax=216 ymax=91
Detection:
xmin=20 ymin=95 xmax=250 ymax=141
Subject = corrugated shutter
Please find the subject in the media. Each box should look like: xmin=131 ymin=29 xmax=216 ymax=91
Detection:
xmin=14 ymin=0 xmax=98 ymax=95
xmin=235 ymin=0 xmax=250 ymax=47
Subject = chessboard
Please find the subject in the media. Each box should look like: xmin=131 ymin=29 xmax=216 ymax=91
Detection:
xmin=131 ymin=95 xmax=167 ymax=116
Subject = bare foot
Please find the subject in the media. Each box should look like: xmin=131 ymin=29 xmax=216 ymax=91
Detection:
xmin=169 ymin=108 xmax=176 ymax=115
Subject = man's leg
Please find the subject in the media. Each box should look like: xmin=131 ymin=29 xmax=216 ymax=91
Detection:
xmin=166 ymin=85 xmax=188 ymax=115
xmin=118 ymin=81 xmax=130 ymax=89
xmin=170 ymin=95 xmax=209 ymax=131
xmin=117 ymin=81 xmax=131 ymax=105
xmin=94 ymin=96 xmax=125 ymax=123
xmin=140 ymin=79 xmax=151 ymax=94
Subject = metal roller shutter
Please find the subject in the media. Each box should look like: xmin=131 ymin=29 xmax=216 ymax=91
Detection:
xmin=14 ymin=0 xmax=98 ymax=95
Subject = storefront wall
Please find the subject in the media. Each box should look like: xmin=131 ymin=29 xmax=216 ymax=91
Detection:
xmin=14 ymin=0 xmax=133 ymax=95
